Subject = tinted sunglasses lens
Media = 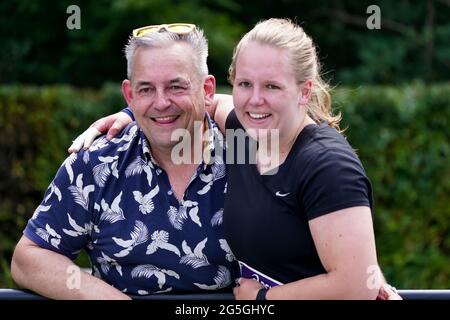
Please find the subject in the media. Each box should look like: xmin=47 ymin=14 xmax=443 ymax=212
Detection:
xmin=167 ymin=24 xmax=194 ymax=34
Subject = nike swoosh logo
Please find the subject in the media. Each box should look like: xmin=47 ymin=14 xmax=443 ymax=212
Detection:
xmin=275 ymin=191 xmax=290 ymax=197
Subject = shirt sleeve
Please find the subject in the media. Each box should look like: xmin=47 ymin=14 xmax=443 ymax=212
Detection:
xmin=225 ymin=109 xmax=243 ymax=130
xmin=299 ymin=148 xmax=373 ymax=220
xmin=121 ymin=106 xmax=135 ymax=121
xmin=23 ymin=149 xmax=96 ymax=260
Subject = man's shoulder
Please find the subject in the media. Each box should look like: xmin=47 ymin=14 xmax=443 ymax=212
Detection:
xmin=86 ymin=122 xmax=141 ymax=160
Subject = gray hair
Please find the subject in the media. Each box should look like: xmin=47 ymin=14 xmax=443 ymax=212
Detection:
xmin=124 ymin=27 xmax=209 ymax=80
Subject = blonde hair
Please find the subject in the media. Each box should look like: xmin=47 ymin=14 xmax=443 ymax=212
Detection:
xmin=228 ymin=18 xmax=341 ymax=131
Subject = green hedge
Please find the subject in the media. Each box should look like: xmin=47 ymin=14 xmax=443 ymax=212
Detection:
xmin=0 ymin=83 xmax=449 ymax=289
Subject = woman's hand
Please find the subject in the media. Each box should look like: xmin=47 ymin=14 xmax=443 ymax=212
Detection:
xmin=376 ymin=282 xmax=402 ymax=300
xmin=233 ymin=278 xmax=265 ymax=300
xmin=68 ymin=111 xmax=132 ymax=153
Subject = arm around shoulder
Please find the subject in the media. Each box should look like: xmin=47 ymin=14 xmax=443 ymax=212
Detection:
xmin=211 ymin=93 xmax=234 ymax=133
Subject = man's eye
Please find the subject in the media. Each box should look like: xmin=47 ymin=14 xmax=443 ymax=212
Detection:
xmin=139 ymin=88 xmax=150 ymax=94
xmin=170 ymin=85 xmax=185 ymax=91
xmin=238 ymin=82 xmax=251 ymax=88
xmin=267 ymin=84 xmax=280 ymax=90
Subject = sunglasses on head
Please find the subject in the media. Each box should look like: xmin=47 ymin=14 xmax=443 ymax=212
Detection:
xmin=132 ymin=23 xmax=196 ymax=38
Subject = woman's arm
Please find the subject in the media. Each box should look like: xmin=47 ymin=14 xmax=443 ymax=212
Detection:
xmin=234 ymin=206 xmax=380 ymax=300
xmin=210 ymin=93 xmax=234 ymax=133
xmin=68 ymin=94 xmax=235 ymax=153
xmin=68 ymin=110 xmax=133 ymax=153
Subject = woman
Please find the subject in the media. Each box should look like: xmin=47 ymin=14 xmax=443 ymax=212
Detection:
xmin=69 ymin=19 xmax=399 ymax=300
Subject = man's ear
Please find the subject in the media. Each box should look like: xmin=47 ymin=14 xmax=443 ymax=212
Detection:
xmin=299 ymin=80 xmax=312 ymax=105
xmin=203 ymin=75 xmax=216 ymax=106
xmin=122 ymin=79 xmax=134 ymax=108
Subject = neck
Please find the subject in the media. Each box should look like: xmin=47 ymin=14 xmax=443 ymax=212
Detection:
xmin=151 ymin=120 xmax=206 ymax=171
xmin=256 ymin=115 xmax=315 ymax=173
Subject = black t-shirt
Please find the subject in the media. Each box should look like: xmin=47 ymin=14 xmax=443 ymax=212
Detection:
xmin=223 ymin=110 xmax=373 ymax=284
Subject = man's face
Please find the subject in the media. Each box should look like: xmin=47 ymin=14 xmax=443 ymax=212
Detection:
xmin=123 ymin=43 xmax=214 ymax=151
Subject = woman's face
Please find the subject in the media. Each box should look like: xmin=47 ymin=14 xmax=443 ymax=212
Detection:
xmin=232 ymin=42 xmax=308 ymax=142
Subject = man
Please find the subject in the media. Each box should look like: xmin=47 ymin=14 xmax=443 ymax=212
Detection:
xmin=11 ymin=23 xmax=237 ymax=299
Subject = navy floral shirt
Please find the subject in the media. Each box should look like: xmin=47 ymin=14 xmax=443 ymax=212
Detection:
xmin=24 ymin=115 xmax=238 ymax=295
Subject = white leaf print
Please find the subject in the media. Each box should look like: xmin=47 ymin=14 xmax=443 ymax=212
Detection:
xmin=212 ymin=156 xmax=226 ymax=180
xmin=113 ymin=238 xmax=134 ymax=248
xmin=68 ymin=174 xmax=94 ymax=211
xmin=112 ymin=220 xmax=148 ymax=258
xmin=110 ymin=125 xmax=137 ymax=152
xmin=45 ymin=224 xmax=61 ymax=238
xmin=137 ymin=290 xmax=149 ymax=295
xmin=188 ymin=206 xmax=202 ymax=227
xmin=31 ymin=204 xmax=51 ymax=220
xmin=219 ymin=239 xmax=235 ymax=262
xmin=64 ymin=212 xmax=86 ymax=234
xmin=97 ymin=252 xmax=122 ymax=276
xmin=36 ymin=224 xmax=62 ymax=249
xmin=125 ymin=156 xmax=146 ymax=177
xmin=167 ymin=206 xmax=187 ymax=230
xmin=44 ymin=182 xmax=62 ymax=203
xmin=180 ymin=238 xmax=209 ymax=269
xmin=154 ymin=287 xmax=173 ymax=294
xmin=193 ymin=238 xmax=207 ymax=257
xmin=211 ymin=209 xmax=224 ymax=226
xmin=35 ymin=228 xmax=49 ymax=242
xmin=92 ymin=156 xmax=119 ymax=187
xmin=89 ymin=136 xmax=109 ymax=152
xmin=131 ymin=265 xmax=180 ymax=289
xmin=93 ymin=162 xmax=111 ymax=187
xmin=194 ymin=265 xmax=231 ymax=290
xmin=62 ymin=153 xmax=77 ymax=183
xmin=197 ymin=173 xmax=213 ymax=195
xmin=146 ymin=230 xmax=180 ymax=257
xmin=130 ymin=220 xmax=149 ymax=245
xmin=133 ymin=185 xmax=159 ymax=215
xmin=100 ymin=192 xmax=125 ymax=223
xmin=50 ymin=238 xmax=61 ymax=248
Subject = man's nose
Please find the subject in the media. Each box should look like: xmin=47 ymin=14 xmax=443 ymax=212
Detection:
xmin=154 ymin=90 xmax=171 ymax=110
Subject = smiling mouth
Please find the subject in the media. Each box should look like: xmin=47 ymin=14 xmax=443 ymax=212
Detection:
xmin=151 ymin=115 xmax=180 ymax=124
xmin=248 ymin=112 xmax=271 ymax=120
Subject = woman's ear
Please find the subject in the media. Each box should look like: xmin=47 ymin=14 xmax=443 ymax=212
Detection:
xmin=299 ymin=80 xmax=312 ymax=105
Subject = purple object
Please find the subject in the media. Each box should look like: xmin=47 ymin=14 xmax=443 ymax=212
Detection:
xmin=238 ymin=261 xmax=283 ymax=288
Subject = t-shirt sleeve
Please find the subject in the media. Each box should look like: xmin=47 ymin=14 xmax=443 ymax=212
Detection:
xmin=299 ymin=148 xmax=373 ymax=220
xmin=23 ymin=149 xmax=96 ymax=260
xmin=225 ymin=109 xmax=243 ymax=130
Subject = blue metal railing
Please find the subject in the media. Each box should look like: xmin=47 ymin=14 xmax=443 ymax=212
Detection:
xmin=1 ymin=289 xmax=449 ymax=300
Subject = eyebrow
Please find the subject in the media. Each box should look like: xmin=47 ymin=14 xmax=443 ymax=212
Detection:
xmin=169 ymin=77 xmax=190 ymax=86
xmin=135 ymin=81 xmax=151 ymax=88
xmin=135 ymin=78 xmax=190 ymax=87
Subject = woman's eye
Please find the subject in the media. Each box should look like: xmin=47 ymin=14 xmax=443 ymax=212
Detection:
xmin=267 ymin=84 xmax=280 ymax=90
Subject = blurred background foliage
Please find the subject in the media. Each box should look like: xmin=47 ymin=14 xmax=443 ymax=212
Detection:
xmin=0 ymin=0 xmax=449 ymax=289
